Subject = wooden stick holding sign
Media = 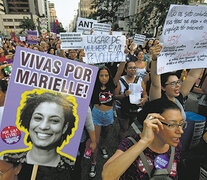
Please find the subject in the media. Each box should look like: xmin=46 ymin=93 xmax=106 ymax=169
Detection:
xmin=31 ymin=165 xmax=38 ymax=180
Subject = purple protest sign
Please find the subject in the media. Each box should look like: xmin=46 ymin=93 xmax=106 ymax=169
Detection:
xmin=27 ymin=30 xmax=38 ymax=44
xmin=0 ymin=46 xmax=98 ymax=167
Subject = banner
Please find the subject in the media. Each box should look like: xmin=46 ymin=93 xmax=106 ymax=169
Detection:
xmin=83 ymin=35 xmax=126 ymax=64
xmin=0 ymin=46 xmax=98 ymax=166
xmin=27 ymin=30 xmax=38 ymax=44
xmin=40 ymin=18 xmax=48 ymax=39
xmin=134 ymin=34 xmax=146 ymax=46
xmin=60 ymin=32 xmax=83 ymax=49
xmin=76 ymin=17 xmax=97 ymax=35
xmin=158 ymin=5 xmax=207 ymax=74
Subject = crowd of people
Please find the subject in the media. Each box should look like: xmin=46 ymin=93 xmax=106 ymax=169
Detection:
xmin=0 ymin=33 xmax=207 ymax=180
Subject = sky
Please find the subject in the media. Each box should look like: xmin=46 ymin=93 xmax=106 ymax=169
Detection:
xmin=49 ymin=0 xmax=80 ymax=29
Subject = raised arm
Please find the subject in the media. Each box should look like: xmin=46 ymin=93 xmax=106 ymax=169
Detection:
xmin=113 ymin=62 xmax=126 ymax=86
xmin=181 ymin=68 xmax=203 ymax=97
xmin=201 ymin=71 xmax=207 ymax=93
xmin=149 ymin=45 xmax=162 ymax=101
xmin=102 ymin=113 xmax=164 ymax=180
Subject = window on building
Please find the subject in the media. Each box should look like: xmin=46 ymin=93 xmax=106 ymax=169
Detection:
xmin=14 ymin=19 xmax=23 ymax=22
xmin=4 ymin=26 xmax=14 ymax=29
xmin=3 ymin=19 xmax=13 ymax=22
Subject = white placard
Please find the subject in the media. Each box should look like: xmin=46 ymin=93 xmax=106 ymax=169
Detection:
xmin=93 ymin=22 xmax=111 ymax=35
xmin=60 ymin=32 xmax=83 ymax=49
xmin=112 ymin=31 xmax=122 ymax=36
xmin=20 ymin=36 xmax=26 ymax=41
xmin=0 ymin=38 xmax=2 ymax=47
xmin=76 ymin=17 xmax=97 ymax=35
xmin=134 ymin=34 xmax=146 ymax=46
xmin=157 ymin=5 xmax=207 ymax=74
xmin=83 ymin=35 xmax=126 ymax=64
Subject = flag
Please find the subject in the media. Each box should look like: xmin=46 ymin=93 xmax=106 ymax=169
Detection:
xmin=53 ymin=20 xmax=57 ymax=34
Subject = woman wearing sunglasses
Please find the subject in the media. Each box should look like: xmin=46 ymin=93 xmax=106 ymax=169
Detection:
xmin=149 ymin=44 xmax=203 ymax=121
xmin=102 ymin=98 xmax=187 ymax=180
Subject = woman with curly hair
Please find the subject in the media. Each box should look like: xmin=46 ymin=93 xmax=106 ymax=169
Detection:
xmin=3 ymin=91 xmax=77 ymax=171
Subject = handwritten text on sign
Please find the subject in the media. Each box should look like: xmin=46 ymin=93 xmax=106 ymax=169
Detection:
xmin=83 ymin=35 xmax=126 ymax=64
xmin=158 ymin=5 xmax=207 ymax=74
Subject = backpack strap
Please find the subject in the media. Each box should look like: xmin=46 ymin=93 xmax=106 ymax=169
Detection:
xmin=152 ymin=146 xmax=175 ymax=176
xmin=120 ymin=77 xmax=129 ymax=90
xmin=134 ymin=76 xmax=140 ymax=83
xmin=127 ymin=137 xmax=152 ymax=178
xmin=167 ymin=146 xmax=175 ymax=173
xmin=128 ymin=136 xmax=176 ymax=178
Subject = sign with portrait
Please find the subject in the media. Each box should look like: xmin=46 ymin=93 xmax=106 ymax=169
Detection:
xmin=158 ymin=5 xmax=207 ymax=74
xmin=0 ymin=46 xmax=98 ymax=167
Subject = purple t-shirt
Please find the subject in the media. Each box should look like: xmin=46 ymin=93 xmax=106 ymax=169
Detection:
xmin=118 ymin=134 xmax=182 ymax=180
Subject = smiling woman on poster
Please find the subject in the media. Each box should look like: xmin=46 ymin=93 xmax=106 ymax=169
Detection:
xmin=2 ymin=90 xmax=78 ymax=170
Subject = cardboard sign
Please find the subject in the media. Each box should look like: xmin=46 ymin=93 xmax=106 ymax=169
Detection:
xmin=0 ymin=46 xmax=98 ymax=165
xmin=60 ymin=32 xmax=83 ymax=49
xmin=134 ymin=34 xmax=146 ymax=46
xmin=93 ymin=22 xmax=111 ymax=35
xmin=19 ymin=36 xmax=26 ymax=42
xmin=27 ymin=30 xmax=38 ymax=44
xmin=76 ymin=17 xmax=97 ymax=35
xmin=112 ymin=31 xmax=122 ymax=36
xmin=83 ymin=35 xmax=126 ymax=64
xmin=158 ymin=5 xmax=207 ymax=74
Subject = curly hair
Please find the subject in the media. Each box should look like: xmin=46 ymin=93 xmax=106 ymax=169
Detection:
xmin=19 ymin=92 xmax=76 ymax=146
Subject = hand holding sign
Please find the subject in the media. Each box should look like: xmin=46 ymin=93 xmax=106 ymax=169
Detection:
xmin=151 ymin=44 xmax=162 ymax=61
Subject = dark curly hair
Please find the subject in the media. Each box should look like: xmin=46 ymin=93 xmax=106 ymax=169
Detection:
xmin=19 ymin=92 xmax=76 ymax=146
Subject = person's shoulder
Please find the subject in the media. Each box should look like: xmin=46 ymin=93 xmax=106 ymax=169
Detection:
xmin=3 ymin=151 xmax=27 ymax=163
xmin=118 ymin=134 xmax=140 ymax=151
xmin=58 ymin=155 xmax=75 ymax=169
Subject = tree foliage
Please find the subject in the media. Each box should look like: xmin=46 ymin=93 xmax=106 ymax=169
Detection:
xmin=19 ymin=17 xmax=36 ymax=33
xmin=56 ymin=24 xmax=66 ymax=34
xmin=90 ymin=0 xmax=125 ymax=26
xmin=135 ymin=0 xmax=189 ymax=37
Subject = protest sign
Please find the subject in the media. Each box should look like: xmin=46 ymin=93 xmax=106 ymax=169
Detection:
xmin=76 ymin=17 xmax=97 ymax=35
xmin=112 ymin=31 xmax=122 ymax=36
xmin=20 ymin=36 xmax=26 ymax=42
xmin=0 ymin=37 xmax=2 ymax=47
xmin=83 ymin=35 xmax=126 ymax=64
xmin=134 ymin=34 xmax=146 ymax=46
xmin=158 ymin=5 xmax=207 ymax=74
xmin=27 ymin=30 xmax=38 ymax=44
xmin=60 ymin=32 xmax=83 ymax=49
xmin=93 ymin=22 xmax=111 ymax=35
xmin=0 ymin=46 xmax=98 ymax=165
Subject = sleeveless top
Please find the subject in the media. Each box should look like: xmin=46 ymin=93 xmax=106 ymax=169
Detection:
xmin=136 ymin=68 xmax=147 ymax=79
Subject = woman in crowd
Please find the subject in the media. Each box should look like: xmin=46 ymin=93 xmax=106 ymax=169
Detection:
xmin=0 ymin=79 xmax=8 ymax=126
xmin=3 ymin=91 xmax=77 ymax=176
xmin=0 ymin=47 xmax=7 ymax=63
xmin=149 ymin=44 xmax=203 ymax=121
xmin=102 ymin=98 xmax=186 ymax=180
xmin=89 ymin=63 xmax=125 ymax=178
xmin=115 ymin=61 xmax=147 ymax=140
xmin=135 ymin=51 xmax=147 ymax=80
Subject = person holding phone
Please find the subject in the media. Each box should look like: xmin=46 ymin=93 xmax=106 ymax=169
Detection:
xmin=102 ymin=98 xmax=186 ymax=180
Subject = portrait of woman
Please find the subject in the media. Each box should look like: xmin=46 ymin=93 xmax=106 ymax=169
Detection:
xmin=3 ymin=90 xmax=78 ymax=171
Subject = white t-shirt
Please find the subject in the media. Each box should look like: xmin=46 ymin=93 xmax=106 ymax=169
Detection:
xmin=0 ymin=106 xmax=4 ymax=127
